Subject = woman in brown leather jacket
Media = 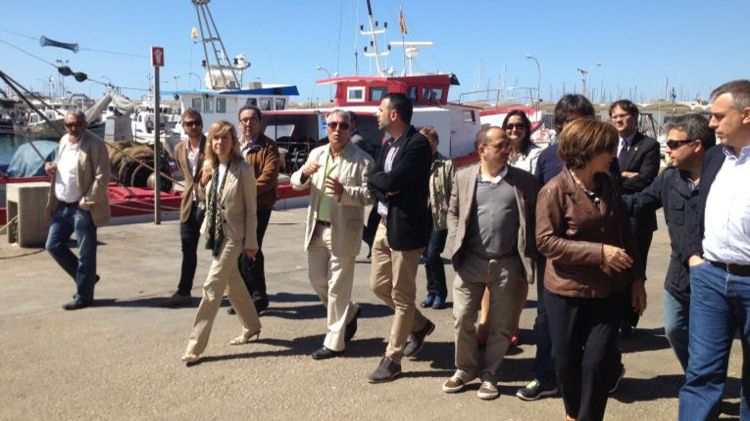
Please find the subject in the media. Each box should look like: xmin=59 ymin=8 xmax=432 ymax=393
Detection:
xmin=535 ymin=118 xmax=647 ymax=421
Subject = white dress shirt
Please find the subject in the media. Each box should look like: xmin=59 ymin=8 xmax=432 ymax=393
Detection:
xmin=703 ymin=144 xmax=750 ymax=264
xmin=54 ymin=137 xmax=82 ymax=203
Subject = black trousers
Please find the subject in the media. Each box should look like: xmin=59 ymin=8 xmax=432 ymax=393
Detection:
xmin=532 ymin=256 xmax=557 ymax=385
xmin=239 ymin=208 xmax=272 ymax=304
xmin=362 ymin=206 xmax=380 ymax=252
xmin=177 ymin=203 xmax=204 ymax=296
xmin=545 ymin=289 xmax=626 ymax=421
xmin=623 ymin=228 xmax=653 ymax=329
xmin=423 ymin=226 xmax=447 ymax=297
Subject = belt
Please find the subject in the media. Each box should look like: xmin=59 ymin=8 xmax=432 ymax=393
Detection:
xmin=316 ymin=220 xmax=331 ymax=227
xmin=60 ymin=201 xmax=79 ymax=207
xmin=707 ymin=260 xmax=750 ymax=277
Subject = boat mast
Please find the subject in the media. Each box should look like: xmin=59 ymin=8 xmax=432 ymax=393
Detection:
xmin=361 ymin=0 xmax=389 ymax=77
xmin=192 ymin=0 xmax=245 ymax=89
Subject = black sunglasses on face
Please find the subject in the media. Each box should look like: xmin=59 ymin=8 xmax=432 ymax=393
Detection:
xmin=327 ymin=121 xmax=350 ymax=130
xmin=505 ymin=123 xmax=526 ymax=130
xmin=64 ymin=122 xmax=83 ymax=128
xmin=183 ymin=120 xmax=202 ymax=127
xmin=666 ymin=139 xmax=695 ymax=149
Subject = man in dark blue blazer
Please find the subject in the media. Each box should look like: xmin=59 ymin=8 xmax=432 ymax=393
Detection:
xmin=367 ymin=92 xmax=435 ymax=383
xmin=679 ymin=79 xmax=750 ymax=420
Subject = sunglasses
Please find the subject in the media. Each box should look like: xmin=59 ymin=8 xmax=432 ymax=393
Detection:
xmin=64 ymin=122 xmax=82 ymax=128
xmin=327 ymin=121 xmax=350 ymax=130
xmin=240 ymin=117 xmax=259 ymax=124
xmin=505 ymin=123 xmax=526 ymax=130
xmin=183 ymin=120 xmax=202 ymax=127
xmin=666 ymin=139 xmax=695 ymax=149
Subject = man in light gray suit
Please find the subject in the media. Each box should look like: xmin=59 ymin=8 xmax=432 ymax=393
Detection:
xmin=291 ymin=109 xmax=373 ymax=360
xmin=443 ymin=126 xmax=538 ymax=400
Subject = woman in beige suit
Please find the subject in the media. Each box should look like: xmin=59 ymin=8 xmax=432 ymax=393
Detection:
xmin=181 ymin=120 xmax=261 ymax=364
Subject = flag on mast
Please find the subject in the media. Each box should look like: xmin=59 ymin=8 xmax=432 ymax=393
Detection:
xmin=399 ymin=8 xmax=407 ymax=35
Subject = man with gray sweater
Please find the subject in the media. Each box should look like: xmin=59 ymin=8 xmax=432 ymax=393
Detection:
xmin=443 ymin=127 xmax=538 ymax=399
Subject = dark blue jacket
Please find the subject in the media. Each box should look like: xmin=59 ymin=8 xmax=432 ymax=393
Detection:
xmin=535 ymin=143 xmax=622 ymax=186
xmin=623 ymin=167 xmax=699 ymax=301
xmin=685 ymin=146 xmax=727 ymax=260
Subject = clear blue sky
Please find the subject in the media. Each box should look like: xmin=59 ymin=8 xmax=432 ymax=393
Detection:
xmin=1 ymin=0 xmax=748 ymax=104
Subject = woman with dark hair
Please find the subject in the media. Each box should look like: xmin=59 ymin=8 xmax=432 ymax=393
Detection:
xmin=503 ymin=110 xmax=542 ymax=175
xmin=536 ymin=118 xmax=646 ymax=420
xmin=181 ymin=120 xmax=262 ymax=365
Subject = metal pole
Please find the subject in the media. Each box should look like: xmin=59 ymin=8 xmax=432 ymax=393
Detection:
xmin=153 ymin=65 xmax=162 ymax=225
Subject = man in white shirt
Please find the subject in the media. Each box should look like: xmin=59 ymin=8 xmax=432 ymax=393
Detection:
xmin=679 ymin=80 xmax=750 ymax=420
xmin=45 ymin=111 xmax=111 ymax=310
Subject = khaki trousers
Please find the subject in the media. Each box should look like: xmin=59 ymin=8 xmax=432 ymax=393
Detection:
xmin=453 ymin=254 xmax=528 ymax=380
xmin=186 ymin=239 xmax=261 ymax=355
xmin=370 ymin=221 xmax=428 ymax=363
xmin=308 ymin=223 xmax=360 ymax=352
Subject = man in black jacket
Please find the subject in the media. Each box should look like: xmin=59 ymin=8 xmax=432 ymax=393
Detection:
xmin=367 ymin=93 xmax=434 ymax=383
xmin=623 ymin=114 xmax=714 ymax=371
xmin=610 ymin=99 xmax=661 ymax=336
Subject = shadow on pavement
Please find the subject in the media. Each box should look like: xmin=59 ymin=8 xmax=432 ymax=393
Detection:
xmin=619 ymin=327 xmax=671 ymax=353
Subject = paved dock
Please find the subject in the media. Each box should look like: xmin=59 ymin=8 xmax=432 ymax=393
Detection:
xmin=0 ymin=207 xmax=744 ymax=420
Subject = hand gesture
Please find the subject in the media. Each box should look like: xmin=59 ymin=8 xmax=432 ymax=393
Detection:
xmin=325 ymin=176 xmax=343 ymax=196
xmin=602 ymin=245 xmax=633 ymax=273
xmin=44 ymin=161 xmax=57 ymax=176
xmin=201 ymin=164 xmax=213 ymax=186
xmin=302 ymin=162 xmax=321 ymax=177
xmin=245 ymin=248 xmax=258 ymax=261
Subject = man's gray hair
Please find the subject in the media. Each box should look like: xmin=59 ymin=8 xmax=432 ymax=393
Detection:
xmin=710 ymin=79 xmax=750 ymax=111
xmin=327 ymin=109 xmax=351 ymax=124
xmin=664 ymin=114 xmax=716 ymax=149
xmin=67 ymin=110 xmax=87 ymax=124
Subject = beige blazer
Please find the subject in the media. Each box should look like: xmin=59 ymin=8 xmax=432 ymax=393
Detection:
xmin=447 ymin=163 xmax=538 ymax=283
xmin=290 ymin=141 xmax=372 ymax=258
xmin=200 ymin=157 xmax=259 ymax=251
xmin=174 ymin=137 xmax=205 ymax=223
xmin=46 ymin=132 xmax=111 ymax=227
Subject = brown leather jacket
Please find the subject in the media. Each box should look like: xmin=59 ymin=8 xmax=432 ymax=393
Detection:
xmin=536 ymin=168 xmax=644 ymax=298
xmin=243 ymin=133 xmax=280 ymax=210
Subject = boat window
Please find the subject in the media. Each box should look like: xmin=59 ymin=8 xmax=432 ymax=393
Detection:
xmin=347 ymin=87 xmax=365 ymax=103
xmin=191 ymin=98 xmax=202 ymax=111
xmin=216 ymin=98 xmax=227 ymax=113
xmin=407 ymin=86 xmax=418 ymax=102
xmin=463 ymin=110 xmax=476 ymax=123
xmin=259 ymin=97 xmax=272 ymax=111
xmin=245 ymin=98 xmax=258 ymax=107
xmin=204 ymin=98 xmax=214 ymax=113
xmin=275 ymin=98 xmax=286 ymax=110
xmin=422 ymin=88 xmax=443 ymax=103
xmin=370 ymin=87 xmax=387 ymax=102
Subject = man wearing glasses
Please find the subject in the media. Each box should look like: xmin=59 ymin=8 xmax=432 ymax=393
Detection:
xmin=290 ymin=109 xmax=372 ymax=360
xmin=162 ymin=108 xmax=207 ymax=307
xmin=44 ymin=111 xmax=110 ymax=310
xmin=232 ymin=105 xmax=280 ymax=315
xmin=623 ymin=114 xmax=715 ymax=371
xmin=609 ymin=99 xmax=661 ymax=337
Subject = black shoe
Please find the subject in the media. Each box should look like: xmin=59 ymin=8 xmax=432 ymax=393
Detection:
xmin=62 ymin=298 xmax=92 ymax=310
xmin=420 ymin=294 xmax=435 ymax=308
xmin=311 ymin=346 xmax=343 ymax=360
xmin=515 ymin=379 xmax=558 ymax=401
xmin=161 ymin=293 xmax=192 ymax=308
xmin=368 ymin=356 xmax=402 ymax=383
xmin=404 ymin=319 xmax=435 ymax=358
xmin=254 ymin=298 xmax=269 ymax=314
xmin=432 ymin=295 xmax=447 ymax=310
xmin=227 ymin=307 xmax=237 ymax=315
xmin=345 ymin=307 xmax=362 ymax=342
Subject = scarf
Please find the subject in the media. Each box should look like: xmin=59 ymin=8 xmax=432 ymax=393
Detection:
xmin=205 ymin=163 xmax=230 ymax=256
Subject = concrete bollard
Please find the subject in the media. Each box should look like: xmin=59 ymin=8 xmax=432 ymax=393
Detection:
xmin=6 ymin=182 xmax=50 ymax=248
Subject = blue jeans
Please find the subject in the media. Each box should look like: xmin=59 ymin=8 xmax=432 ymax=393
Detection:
xmin=533 ymin=256 xmax=557 ymax=386
xmin=45 ymin=202 xmax=98 ymax=302
xmin=679 ymin=261 xmax=750 ymax=420
xmin=664 ymin=289 xmax=690 ymax=372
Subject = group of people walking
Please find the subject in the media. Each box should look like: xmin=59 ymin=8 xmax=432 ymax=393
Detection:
xmin=42 ymin=79 xmax=750 ymax=420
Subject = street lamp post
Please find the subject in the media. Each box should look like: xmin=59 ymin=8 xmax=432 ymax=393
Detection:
xmin=188 ymin=72 xmax=202 ymax=90
xmin=525 ymin=54 xmax=541 ymax=104
xmin=577 ymin=62 xmax=601 ymax=98
xmin=316 ymin=66 xmax=334 ymax=102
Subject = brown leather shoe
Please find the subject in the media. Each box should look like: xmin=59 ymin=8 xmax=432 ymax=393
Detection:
xmin=367 ymin=357 xmax=401 ymax=383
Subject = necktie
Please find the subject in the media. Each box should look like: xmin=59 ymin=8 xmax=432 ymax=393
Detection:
xmin=618 ymin=139 xmax=628 ymax=165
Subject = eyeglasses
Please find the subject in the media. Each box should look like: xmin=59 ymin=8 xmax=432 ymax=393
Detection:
xmin=240 ymin=117 xmax=259 ymax=124
xmin=327 ymin=121 xmax=350 ymax=130
xmin=183 ymin=120 xmax=202 ymax=127
xmin=505 ymin=123 xmax=526 ymax=130
xmin=64 ymin=122 xmax=82 ymax=128
xmin=666 ymin=139 xmax=695 ymax=149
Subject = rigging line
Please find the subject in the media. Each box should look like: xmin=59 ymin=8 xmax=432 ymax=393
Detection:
xmin=0 ymin=37 xmax=58 ymax=68
xmin=335 ymin=0 xmax=343 ymax=75
xmin=0 ymin=28 xmax=38 ymax=41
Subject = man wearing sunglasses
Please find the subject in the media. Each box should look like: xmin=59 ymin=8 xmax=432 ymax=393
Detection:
xmin=623 ymin=114 xmax=715 ymax=371
xmin=232 ymin=105 xmax=280 ymax=315
xmin=161 ymin=108 xmax=207 ymax=308
xmin=291 ymin=109 xmax=372 ymax=360
xmin=44 ymin=111 xmax=110 ymax=310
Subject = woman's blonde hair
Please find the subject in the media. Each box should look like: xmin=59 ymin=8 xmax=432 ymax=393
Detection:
xmin=204 ymin=120 xmax=242 ymax=166
xmin=558 ymin=118 xmax=618 ymax=169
